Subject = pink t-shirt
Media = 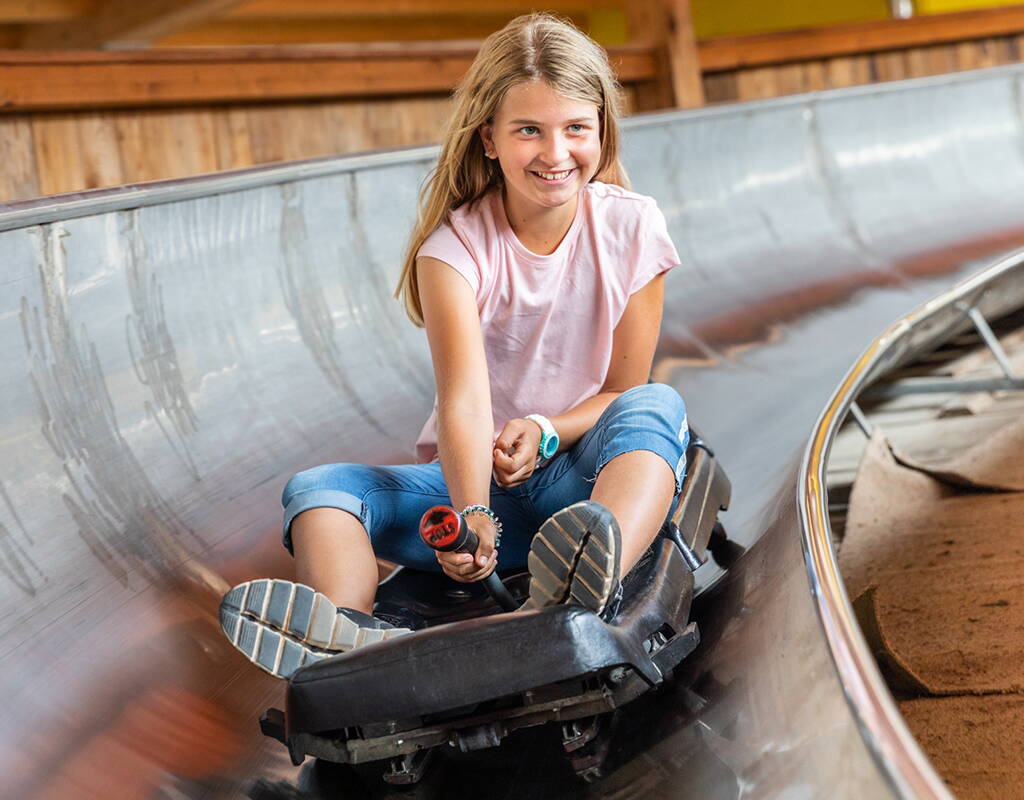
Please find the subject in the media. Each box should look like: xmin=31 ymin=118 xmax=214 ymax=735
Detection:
xmin=414 ymin=181 xmax=680 ymax=462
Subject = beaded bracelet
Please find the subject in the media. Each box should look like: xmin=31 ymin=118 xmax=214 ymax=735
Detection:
xmin=460 ymin=504 xmax=503 ymax=549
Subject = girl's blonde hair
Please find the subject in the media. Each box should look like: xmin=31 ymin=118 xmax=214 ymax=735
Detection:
xmin=394 ymin=12 xmax=629 ymax=326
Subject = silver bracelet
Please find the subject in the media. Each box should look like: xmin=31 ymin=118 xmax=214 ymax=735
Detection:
xmin=460 ymin=504 xmax=502 ymax=549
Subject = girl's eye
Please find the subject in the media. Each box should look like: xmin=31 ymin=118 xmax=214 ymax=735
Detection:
xmin=519 ymin=126 xmax=539 ymax=136
xmin=569 ymin=124 xmax=585 ymax=133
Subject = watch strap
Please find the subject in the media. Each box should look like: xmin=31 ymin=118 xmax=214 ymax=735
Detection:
xmin=524 ymin=414 xmax=560 ymax=462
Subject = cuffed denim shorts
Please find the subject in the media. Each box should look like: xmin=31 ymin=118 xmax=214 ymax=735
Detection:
xmin=281 ymin=383 xmax=689 ymax=571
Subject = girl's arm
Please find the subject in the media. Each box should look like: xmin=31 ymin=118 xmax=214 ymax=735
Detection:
xmin=417 ymin=256 xmax=499 ymax=580
xmin=493 ymin=274 xmax=666 ymax=485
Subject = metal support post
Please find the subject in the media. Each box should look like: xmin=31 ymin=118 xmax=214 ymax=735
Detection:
xmin=848 ymin=403 xmax=873 ymax=438
xmin=966 ymin=306 xmax=1018 ymax=381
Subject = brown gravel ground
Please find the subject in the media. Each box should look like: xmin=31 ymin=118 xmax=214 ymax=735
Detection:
xmin=841 ymin=424 xmax=1024 ymax=799
xmin=900 ymin=695 xmax=1024 ymax=800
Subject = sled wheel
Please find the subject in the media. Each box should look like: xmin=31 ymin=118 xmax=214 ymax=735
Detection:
xmin=562 ymin=714 xmax=615 ymax=783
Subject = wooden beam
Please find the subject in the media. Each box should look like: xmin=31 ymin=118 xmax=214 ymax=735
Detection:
xmin=0 ymin=0 xmax=90 ymax=22
xmin=664 ymin=0 xmax=704 ymax=108
xmin=154 ymin=14 xmax=589 ymax=46
xmin=21 ymin=0 xmax=247 ymax=49
xmin=698 ymin=5 xmax=1024 ymax=72
xmin=0 ymin=42 xmax=657 ymax=111
xmin=229 ymin=0 xmax=621 ymax=17
xmin=627 ymin=0 xmax=702 ymax=109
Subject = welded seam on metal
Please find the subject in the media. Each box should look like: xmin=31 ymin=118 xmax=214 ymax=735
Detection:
xmin=798 ymin=247 xmax=1024 ymax=800
xmin=5 ymin=61 xmax=1024 ymax=233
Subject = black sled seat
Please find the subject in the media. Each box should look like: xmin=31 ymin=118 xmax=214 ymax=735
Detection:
xmin=262 ymin=436 xmax=731 ymax=770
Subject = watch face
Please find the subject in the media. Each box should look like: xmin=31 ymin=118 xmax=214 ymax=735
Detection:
xmin=541 ymin=434 xmax=559 ymax=459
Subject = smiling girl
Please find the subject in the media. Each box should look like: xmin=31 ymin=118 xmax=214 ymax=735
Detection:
xmin=220 ymin=13 xmax=689 ymax=678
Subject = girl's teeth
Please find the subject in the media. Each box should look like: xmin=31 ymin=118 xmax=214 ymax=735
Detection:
xmin=536 ymin=169 xmax=572 ymax=180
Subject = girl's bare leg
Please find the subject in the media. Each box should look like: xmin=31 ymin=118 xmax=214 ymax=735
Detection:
xmin=590 ymin=450 xmax=675 ymax=574
xmin=290 ymin=508 xmax=378 ymax=614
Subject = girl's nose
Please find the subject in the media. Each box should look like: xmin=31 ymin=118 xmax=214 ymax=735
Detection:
xmin=541 ymin=133 xmax=570 ymax=165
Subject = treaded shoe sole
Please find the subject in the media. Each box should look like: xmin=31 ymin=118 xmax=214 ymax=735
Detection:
xmin=524 ymin=501 xmax=621 ymax=615
xmin=219 ymin=579 xmax=410 ymax=679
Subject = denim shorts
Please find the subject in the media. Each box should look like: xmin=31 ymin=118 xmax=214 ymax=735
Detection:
xmin=281 ymin=382 xmax=689 ymax=572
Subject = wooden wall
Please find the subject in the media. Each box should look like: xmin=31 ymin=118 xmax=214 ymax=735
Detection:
xmin=5 ymin=6 xmax=1024 ymax=204
xmin=0 ymin=87 xmax=647 ymax=204
xmin=0 ymin=42 xmax=655 ymax=204
xmin=699 ymin=8 xmax=1024 ymax=101
xmin=704 ymin=34 xmax=1024 ymax=102
xmin=0 ymin=96 xmax=456 ymax=202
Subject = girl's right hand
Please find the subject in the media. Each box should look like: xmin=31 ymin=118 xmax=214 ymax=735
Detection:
xmin=435 ymin=514 xmax=498 ymax=583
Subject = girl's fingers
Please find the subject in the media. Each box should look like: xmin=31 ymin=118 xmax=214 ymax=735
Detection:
xmin=436 ymin=543 xmax=496 ymax=581
xmin=503 ymin=461 xmax=535 ymax=486
xmin=493 ymin=446 xmax=515 ymax=466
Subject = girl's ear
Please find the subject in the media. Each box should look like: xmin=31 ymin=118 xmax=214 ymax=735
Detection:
xmin=478 ymin=123 xmax=497 ymax=159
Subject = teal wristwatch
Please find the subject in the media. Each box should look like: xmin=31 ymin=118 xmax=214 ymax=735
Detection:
xmin=525 ymin=414 xmax=560 ymax=464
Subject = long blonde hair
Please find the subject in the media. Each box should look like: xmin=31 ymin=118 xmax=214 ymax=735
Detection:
xmin=395 ymin=13 xmax=629 ymax=326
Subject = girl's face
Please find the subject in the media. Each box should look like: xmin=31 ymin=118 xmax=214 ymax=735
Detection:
xmin=479 ymin=81 xmax=602 ymax=217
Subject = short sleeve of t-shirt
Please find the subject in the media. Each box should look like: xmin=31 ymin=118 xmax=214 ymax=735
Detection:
xmin=627 ymin=200 xmax=681 ymax=296
xmin=416 ymin=222 xmax=482 ymax=296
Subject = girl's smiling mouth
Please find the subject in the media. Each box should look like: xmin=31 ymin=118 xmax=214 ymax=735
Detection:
xmin=531 ymin=167 xmax=576 ymax=183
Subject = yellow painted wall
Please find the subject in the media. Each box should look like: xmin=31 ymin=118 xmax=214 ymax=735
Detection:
xmin=916 ymin=0 xmax=1024 ymax=11
xmin=691 ymin=0 xmax=889 ymax=38
xmin=691 ymin=0 xmax=1024 ymax=38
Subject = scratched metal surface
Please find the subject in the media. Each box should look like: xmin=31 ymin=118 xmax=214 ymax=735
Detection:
xmin=4 ymin=65 xmax=1024 ymax=798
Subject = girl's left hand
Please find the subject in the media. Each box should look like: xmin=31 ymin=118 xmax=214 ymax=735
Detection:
xmin=492 ymin=418 xmax=543 ymax=487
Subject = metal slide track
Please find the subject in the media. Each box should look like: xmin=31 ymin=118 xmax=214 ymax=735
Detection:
xmin=4 ymin=64 xmax=1024 ymax=797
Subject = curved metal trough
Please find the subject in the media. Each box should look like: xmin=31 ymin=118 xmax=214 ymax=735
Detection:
xmin=4 ymin=64 xmax=1024 ymax=797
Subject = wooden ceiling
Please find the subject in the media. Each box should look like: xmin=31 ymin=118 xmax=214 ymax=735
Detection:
xmin=0 ymin=0 xmax=627 ymax=49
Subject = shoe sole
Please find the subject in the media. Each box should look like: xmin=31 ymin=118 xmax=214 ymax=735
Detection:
xmin=219 ymin=579 xmax=410 ymax=679
xmin=524 ymin=501 xmax=621 ymax=615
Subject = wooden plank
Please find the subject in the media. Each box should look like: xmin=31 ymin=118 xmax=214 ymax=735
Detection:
xmin=245 ymin=103 xmax=290 ymax=164
xmin=31 ymin=113 xmax=88 ymax=196
xmin=699 ymin=5 xmax=1024 ymax=72
xmin=22 ymin=0 xmax=247 ymax=49
xmin=393 ymin=94 xmax=451 ymax=148
xmin=872 ymin=50 xmax=910 ymax=82
xmin=824 ymin=55 xmax=872 ymax=89
xmin=155 ymin=14 xmax=589 ymax=46
xmin=0 ymin=0 xmax=89 ymax=22
xmin=210 ymin=105 xmax=253 ymax=171
xmin=75 ymin=110 xmax=124 ymax=189
xmin=702 ymin=71 xmax=737 ymax=104
xmin=320 ymin=99 xmax=371 ymax=155
xmin=0 ymin=114 xmax=39 ymax=203
xmin=115 ymin=107 xmax=220 ymax=183
xmin=625 ymin=3 xmax=672 ymax=110
xmin=802 ymin=61 xmax=827 ymax=92
xmin=774 ymin=63 xmax=808 ymax=96
xmin=229 ymin=0 xmax=621 ymax=17
xmin=0 ymin=44 xmax=657 ymax=112
xmin=921 ymin=43 xmax=957 ymax=76
xmin=734 ymin=66 xmax=779 ymax=101
xmin=954 ymin=37 xmax=1005 ymax=71
xmin=664 ymin=0 xmax=704 ymax=108
xmin=627 ymin=0 xmax=702 ymax=109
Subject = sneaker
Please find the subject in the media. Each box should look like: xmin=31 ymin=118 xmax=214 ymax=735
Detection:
xmin=523 ymin=500 xmax=622 ymax=618
xmin=220 ymin=578 xmax=411 ymax=679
